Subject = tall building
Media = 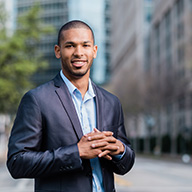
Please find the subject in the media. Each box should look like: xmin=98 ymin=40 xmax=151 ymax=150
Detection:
xmin=16 ymin=0 xmax=110 ymax=85
xmin=110 ymin=0 xmax=153 ymax=147
xmin=110 ymin=0 xmax=153 ymax=79
xmin=148 ymin=0 xmax=192 ymax=154
xmin=16 ymin=0 xmax=68 ymax=85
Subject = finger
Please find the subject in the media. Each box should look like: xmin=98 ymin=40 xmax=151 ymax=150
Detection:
xmin=93 ymin=128 xmax=100 ymax=133
xmin=90 ymin=137 xmax=117 ymax=149
xmin=104 ymin=136 xmax=117 ymax=143
xmin=91 ymin=141 xmax=108 ymax=148
xmin=87 ymin=131 xmax=114 ymax=141
xmin=87 ymin=133 xmax=106 ymax=141
xmin=94 ymin=128 xmax=113 ymax=137
xmin=103 ymin=154 xmax=112 ymax=160
xmin=90 ymin=136 xmax=117 ymax=148
xmin=103 ymin=131 xmax=113 ymax=137
xmin=98 ymin=150 xmax=110 ymax=158
xmin=102 ymin=144 xmax=120 ymax=152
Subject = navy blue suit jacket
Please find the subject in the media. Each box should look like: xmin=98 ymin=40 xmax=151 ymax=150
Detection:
xmin=7 ymin=73 xmax=135 ymax=192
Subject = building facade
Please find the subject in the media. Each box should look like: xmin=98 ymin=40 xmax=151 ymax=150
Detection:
xmin=147 ymin=0 xmax=192 ymax=155
xmin=110 ymin=0 xmax=153 ymax=76
xmin=110 ymin=0 xmax=192 ymax=155
xmin=110 ymin=0 xmax=154 ymax=152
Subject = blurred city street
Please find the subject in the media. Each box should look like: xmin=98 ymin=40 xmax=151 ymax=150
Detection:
xmin=1 ymin=156 xmax=192 ymax=192
xmin=0 ymin=0 xmax=192 ymax=192
xmin=115 ymin=156 xmax=192 ymax=192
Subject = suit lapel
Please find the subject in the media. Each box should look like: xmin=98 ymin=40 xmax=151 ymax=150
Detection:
xmin=92 ymin=83 xmax=104 ymax=132
xmin=54 ymin=74 xmax=83 ymax=140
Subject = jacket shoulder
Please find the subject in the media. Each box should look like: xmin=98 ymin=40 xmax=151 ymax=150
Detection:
xmin=93 ymin=83 xmax=121 ymax=105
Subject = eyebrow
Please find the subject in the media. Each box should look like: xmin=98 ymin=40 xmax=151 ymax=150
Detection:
xmin=64 ymin=41 xmax=92 ymax=45
xmin=83 ymin=41 xmax=92 ymax=44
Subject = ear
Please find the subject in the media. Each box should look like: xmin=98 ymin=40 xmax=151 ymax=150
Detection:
xmin=93 ymin=45 xmax=98 ymax=59
xmin=54 ymin=45 xmax=61 ymax=59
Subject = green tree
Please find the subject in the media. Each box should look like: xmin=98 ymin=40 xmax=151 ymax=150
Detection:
xmin=0 ymin=3 xmax=54 ymax=113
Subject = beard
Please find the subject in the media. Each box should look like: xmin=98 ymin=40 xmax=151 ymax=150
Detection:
xmin=69 ymin=67 xmax=90 ymax=77
xmin=61 ymin=60 xmax=93 ymax=79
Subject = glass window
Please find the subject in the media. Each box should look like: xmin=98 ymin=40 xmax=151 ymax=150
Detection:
xmin=178 ymin=95 xmax=185 ymax=110
xmin=177 ymin=22 xmax=184 ymax=39
xmin=155 ymin=24 xmax=160 ymax=64
xmin=177 ymin=45 xmax=184 ymax=64
xmin=176 ymin=0 xmax=184 ymax=18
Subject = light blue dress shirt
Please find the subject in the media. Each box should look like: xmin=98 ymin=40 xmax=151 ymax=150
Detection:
xmin=60 ymin=71 xmax=104 ymax=192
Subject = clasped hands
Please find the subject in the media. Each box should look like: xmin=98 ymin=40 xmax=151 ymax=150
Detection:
xmin=78 ymin=128 xmax=124 ymax=160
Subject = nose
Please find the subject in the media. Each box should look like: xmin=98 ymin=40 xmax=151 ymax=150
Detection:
xmin=73 ymin=45 xmax=83 ymax=57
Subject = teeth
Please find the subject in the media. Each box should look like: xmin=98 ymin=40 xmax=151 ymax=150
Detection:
xmin=73 ymin=61 xmax=84 ymax=63
xmin=74 ymin=61 xmax=84 ymax=63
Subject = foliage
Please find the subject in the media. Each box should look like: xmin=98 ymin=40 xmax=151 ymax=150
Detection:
xmin=0 ymin=3 xmax=54 ymax=113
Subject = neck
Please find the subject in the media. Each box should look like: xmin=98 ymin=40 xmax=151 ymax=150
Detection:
xmin=63 ymin=71 xmax=90 ymax=99
xmin=71 ymin=77 xmax=89 ymax=99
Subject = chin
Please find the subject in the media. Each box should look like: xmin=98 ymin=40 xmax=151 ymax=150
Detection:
xmin=73 ymin=72 xmax=87 ymax=77
xmin=72 ymin=69 xmax=90 ymax=77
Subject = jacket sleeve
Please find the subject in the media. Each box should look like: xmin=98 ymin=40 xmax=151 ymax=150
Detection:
xmin=102 ymin=100 xmax=135 ymax=175
xmin=7 ymin=92 xmax=82 ymax=179
xmin=111 ymin=123 xmax=135 ymax=175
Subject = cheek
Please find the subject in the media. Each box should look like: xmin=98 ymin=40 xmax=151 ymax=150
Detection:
xmin=87 ymin=50 xmax=97 ymax=59
xmin=61 ymin=52 xmax=71 ymax=61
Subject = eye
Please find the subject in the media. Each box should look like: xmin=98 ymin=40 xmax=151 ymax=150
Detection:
xmin=83 ymin=44 xmax=91 ymax=47
xmin=65 ymin=44 xmax=74 ymax=48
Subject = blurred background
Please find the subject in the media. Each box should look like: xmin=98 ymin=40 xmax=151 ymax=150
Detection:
xmin=0 ymin=0 xmax=192 ymax=191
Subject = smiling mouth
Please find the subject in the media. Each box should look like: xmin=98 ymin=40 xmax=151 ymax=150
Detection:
xmin=71 ymin=60 xmax=87 ymax=68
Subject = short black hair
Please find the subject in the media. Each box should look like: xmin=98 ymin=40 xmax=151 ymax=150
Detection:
xmin=57 ymin=20 xmax=95 ymax=46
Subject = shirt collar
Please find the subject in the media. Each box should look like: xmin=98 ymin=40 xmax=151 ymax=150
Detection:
xmin=60 ymin=70 xmax=95 ymax=98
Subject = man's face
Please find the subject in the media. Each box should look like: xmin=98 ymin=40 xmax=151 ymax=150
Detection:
xmin=55 ymin=28 xmax=97 ymax=80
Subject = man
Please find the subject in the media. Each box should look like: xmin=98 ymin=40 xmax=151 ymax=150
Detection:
xmin=7 ymin=20 xmax=135 ymax=192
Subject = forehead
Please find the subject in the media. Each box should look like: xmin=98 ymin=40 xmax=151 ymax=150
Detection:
xmin=62 ymin=28 xmax=94 ymax=43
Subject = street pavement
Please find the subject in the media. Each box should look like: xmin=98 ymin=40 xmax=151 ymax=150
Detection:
xmin=1 ymin=155 xmax=192 ymax=192
xmin=0 ymin=162 xmax=33 ymax=192
xmin=115 ymin=155 xmax=192 ymax=192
